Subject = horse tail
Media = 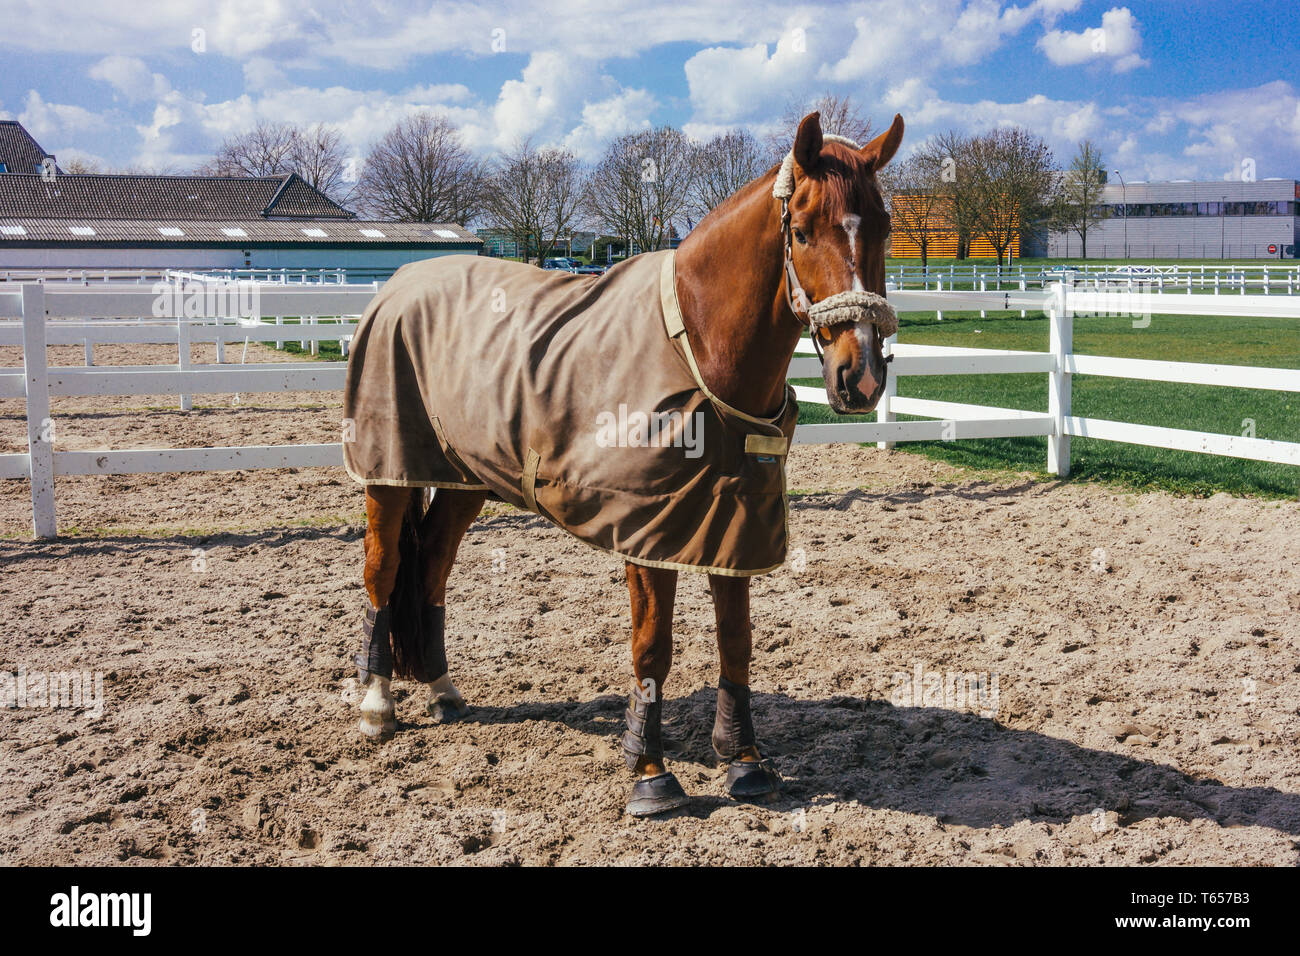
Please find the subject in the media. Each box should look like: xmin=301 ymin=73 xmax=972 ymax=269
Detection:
xmin=388 ymin=487 xmax=432 ymax=681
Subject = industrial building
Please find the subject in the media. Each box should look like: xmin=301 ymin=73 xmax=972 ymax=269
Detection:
xmin=1048 ymin=178 xmax=1299 ymax=259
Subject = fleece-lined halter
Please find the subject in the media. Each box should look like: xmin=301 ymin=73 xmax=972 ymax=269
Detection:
xmin=772 ymin=133 xmax=899 ymax=361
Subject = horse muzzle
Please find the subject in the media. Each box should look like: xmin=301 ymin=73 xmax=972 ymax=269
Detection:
xmin=823 ymin=320 xmax=889 ymax=415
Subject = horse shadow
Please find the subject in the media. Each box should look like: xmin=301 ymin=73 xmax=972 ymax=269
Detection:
xmin=0 ymin=525 xmax=361 ymax=566
xmin=444 ymin=688 xmax=1300 ymax=835
xmin=789 ymin=479 xmax=1044 ymax=512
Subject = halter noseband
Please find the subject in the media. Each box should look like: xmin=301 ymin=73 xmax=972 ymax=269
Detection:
xmin=773 ymin=134 xmax=899 ymax=364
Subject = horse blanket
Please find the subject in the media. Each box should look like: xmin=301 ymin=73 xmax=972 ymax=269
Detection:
xmin=343 ymin=249 xmax=798 ymax=576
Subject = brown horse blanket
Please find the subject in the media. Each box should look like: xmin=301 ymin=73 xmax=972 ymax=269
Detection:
xmin=343 ymin=250 xmax=798 ymax=575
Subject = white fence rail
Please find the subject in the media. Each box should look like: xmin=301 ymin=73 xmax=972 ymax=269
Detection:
xmin=890 ymin=263 xmax=1300 ymax=295
xmin=2 ymin=279 xmax=1299 ymax=538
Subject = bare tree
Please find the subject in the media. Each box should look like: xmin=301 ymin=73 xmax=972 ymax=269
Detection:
xmin=768 ymin=92 xmax=875 ymax=158
xmin=290 ymin=123 xmax=354 ymax=205
xmin=355 ymin=112 xmax=487 ymax=223
xmin=196 ymin=121 xmax=355 ymax=204
xmin=62 ymin=157 xmax=102 ymax=174
xmin=200 ymin=121 xmax=298 ymax=177
xmin=484 ymin=139 xmax=588 ymax=264
xmin=928 ymin=129 xmax=979 ymax=260
xmin=1049 ymin=140 xmax=1108 ymax=259
xmin=966 ymin=127 xmax=1057 ymax=270
xmin=586 ymin=127 xmax=696 ymax=255
xmin=689 ymin=128 xmax=768 ymax=220
xmin=877 ymin=149 xmax=951 ymax=273
xmin=536 ymin=147 xmax=588 ymax=260
xmin=484 ymin=139 xmax=544 ymax=262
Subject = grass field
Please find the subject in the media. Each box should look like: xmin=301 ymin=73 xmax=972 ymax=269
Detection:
xmin=797 ymin=308 xmax=1300 ymax=499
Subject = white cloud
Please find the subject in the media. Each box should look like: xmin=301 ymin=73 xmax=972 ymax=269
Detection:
xmin=1038 ymin=6 xmax=1149 ymax=72
xmin=899 ymin=81 xmax=1300 ymax=183
xmin=1172 ymin=81 xmax=1300 ymax=180
xmin=564 ymin=89 xmax=658 ymax=159
xmin=884 ymin=78 xmax=936 ymax=112
xmin=17 ymin=90 xmax=109 ymax=141
xmin=0 ymin=1 xmax=840 ymax=66
xmin=242 ymin=58 xmax=290 ymax=93
xmin=492 ymin=52 xmax=597 ymax=149
xmin=3 ymin=0 xmax=1294 ymax=187
xmin=88 ymin=56 xmax=171 ymax=102
xmin=823 ymin=0 xmax=1078 ymax=85
xmin=684 ymin=23 xmax=816 ymax=124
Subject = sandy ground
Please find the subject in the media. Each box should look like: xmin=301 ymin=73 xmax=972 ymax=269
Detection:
xmin=1 ymin=341 xmax=1298 ymax=865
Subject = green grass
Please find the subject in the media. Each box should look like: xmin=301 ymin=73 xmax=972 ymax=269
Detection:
xmin=797 ymin=309 xmax=1300 ymax=499
xmin=281 ymin=339 xmax=344 ymax=361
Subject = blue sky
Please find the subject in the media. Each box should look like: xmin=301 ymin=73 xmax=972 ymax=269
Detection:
xmin=1 ymin=1 xmax=1297 ymax=184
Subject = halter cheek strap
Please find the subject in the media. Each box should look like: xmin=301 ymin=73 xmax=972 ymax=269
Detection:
xmin=773 ymin=136 xmax=900 ymax=364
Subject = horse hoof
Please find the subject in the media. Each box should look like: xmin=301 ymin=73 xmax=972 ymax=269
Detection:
xmin=359 ymin=678 xmax=395 ymax=740
xmin=626 ymin=772 xmax=691 ymax=818
xmin=358 ymin=712 xmax=395 ymax=740
xmin=427 ymin=696 xmax=469 ymax=724
xmin=724 ymin=759 xmax=781 ymax=801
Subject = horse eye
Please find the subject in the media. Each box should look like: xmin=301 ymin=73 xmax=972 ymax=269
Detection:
xmin=793 ymin=228 xmax=807 ymax=245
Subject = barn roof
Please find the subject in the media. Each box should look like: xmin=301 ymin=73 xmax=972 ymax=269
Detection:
xmin=0 ymin=217 xmax=482 ymax=247
xmin=0 ymin=121 xmax=57 ymax=176
xmin=0 ymin=171 xmax=355 ymax=221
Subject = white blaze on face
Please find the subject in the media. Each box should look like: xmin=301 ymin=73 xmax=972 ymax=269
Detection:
xmin=841 ymin=214 xmax=864 ymax=291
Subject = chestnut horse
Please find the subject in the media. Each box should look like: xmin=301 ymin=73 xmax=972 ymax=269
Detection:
xmin=353 ymin=110 xmax=903 ymax=816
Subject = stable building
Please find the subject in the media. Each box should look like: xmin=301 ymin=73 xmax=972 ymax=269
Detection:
xmin=888 ymin=194 xmax=1021 ymax=260
xmin=0 ymin=120 xmax=480 ymax=273
xmin=1048 ymin=179 xmax=1299 ymax=259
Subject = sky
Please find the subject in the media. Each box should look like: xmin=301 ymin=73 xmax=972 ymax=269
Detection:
xmin=1 ymin=0 xmax=1297 ymax=185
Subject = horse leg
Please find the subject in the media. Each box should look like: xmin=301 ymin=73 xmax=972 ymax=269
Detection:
xmin=708 ymin=573 xmax=781 ymax=800
xmin=356 ymin=485 xmax=413 ymax=739
xmin=622 ymin=564 xmax=690 ymax=817
xmin=417 ymin=488 xmax=488 ymax=722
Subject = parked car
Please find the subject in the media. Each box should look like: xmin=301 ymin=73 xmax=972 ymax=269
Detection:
xmin=542 ymin=257 xmax=582 ymax=271
xmin=574 ymin=263 xmax=605 ymax=276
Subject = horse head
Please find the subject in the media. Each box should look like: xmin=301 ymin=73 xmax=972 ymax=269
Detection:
xmin=780 ymin=110 xmax=904 ymax=414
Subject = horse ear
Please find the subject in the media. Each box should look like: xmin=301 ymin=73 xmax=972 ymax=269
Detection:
xmin=793 ymin=112 xmax=823 ymax=173
xmin=862 ymin=114 xmax=905 ymax=172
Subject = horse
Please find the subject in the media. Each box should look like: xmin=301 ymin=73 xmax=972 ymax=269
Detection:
xmin=343 ymin=110 xmax=904 ymax=817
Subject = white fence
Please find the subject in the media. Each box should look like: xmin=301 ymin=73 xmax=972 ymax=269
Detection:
xmin=890 ymin=263 xmax=1300 ymax=294
xmin=2 ymin=279 xmax=1299 ymax=539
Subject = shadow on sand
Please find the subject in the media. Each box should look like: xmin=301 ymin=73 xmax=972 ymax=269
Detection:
xmin=439 ymin=688 xmax=1300 ymax=834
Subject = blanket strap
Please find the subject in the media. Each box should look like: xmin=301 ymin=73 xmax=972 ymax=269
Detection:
xmin=660 ymin=253 xmax=790 ymax=430
xmin=744 ymin=434 xmax=788 ymax=457
xmin=521 ymin=447 xmax=541 ymax=512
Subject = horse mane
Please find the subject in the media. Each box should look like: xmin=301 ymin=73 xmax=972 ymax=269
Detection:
xmin=690 ymin=141 xmax=882 ymax=239
xmin=809 ymin=141 xmax=885 ymax=220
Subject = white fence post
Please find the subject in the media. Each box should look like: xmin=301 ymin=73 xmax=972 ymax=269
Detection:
xmin=22 ymin=284 xmax=56 ymax=538
xmin=876 ymin=331 xmax=897 ymax=450
xmin=177 ymin=311 xmax=192 ymax=411
xmin=1047 ymin=282 xmax=1072 ymax=477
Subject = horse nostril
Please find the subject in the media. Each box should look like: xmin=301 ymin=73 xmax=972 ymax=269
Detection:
xmin=834 ymin=364 xmax=854 ymax=406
